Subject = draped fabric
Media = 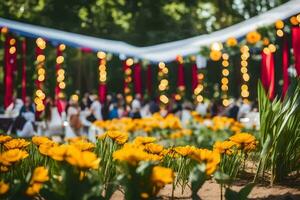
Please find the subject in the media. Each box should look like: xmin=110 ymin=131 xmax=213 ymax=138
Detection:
xmin=177 ymin=62 xmax=185 ymax=88
xmin=292 ymin=27 xmax=300 ymax=76
xmin=146 ymin=65 xmax=152 ymax=96
xmin=282 ymin=37 xmax=290 ymax=97
xmin=21 ymin=39 xmax=27 ymax=102
xmin=191 ymin=63 xmax=198 ymax=91
xmin=4 ymin=36 xmax=17 ymax=108
xmin=261 ymin=51 xmax=275 ymax=100
xmin=133 ymin=63 xmax=142 ymax=95
xmin=98 ymin=84 xmax=107 ymax=104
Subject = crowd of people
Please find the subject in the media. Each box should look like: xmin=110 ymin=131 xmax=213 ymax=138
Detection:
xmin=2 ymin=93 xmax=259 ymax=139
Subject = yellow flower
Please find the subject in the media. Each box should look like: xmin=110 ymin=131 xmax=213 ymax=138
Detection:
xmin=106 ymin=131 xmax=129 ymax=144
xmin=174 ymin=145 xmax=196 ymax=157
xmin=210 ymin=50 xmax=222 ymax=61
xmin=0 ymin=181 xmax=9 ymax=195
xmin=290 ymin=16 xmax=299 ymax=26
xmin=70 ymin=140 xmax=95 ymax=151
xmin=275 ymin=20 xmax=284 ymax=29
xmin=4 ymin=138 xmax=30 ymax=149
xmin=0 ymin=135 xmax=12 ymax=144
xmin=151 ymin=166 xmax=174 ymax=187
xmin=0 ymin=149 xmax=28 ymax=166
xmin=190 ymin=149 xmax=220 ymax=175
xmin=246 ymin=31 xmax=261 ymax=44
xmin=226 ymin=37 xmax=238 ymax=47
xmin=32 ymin=136 xmax=52 ymax=146
xmin=262 ymin=37 xmax=270 ymax=46
xmin=31 ymin=167 xmax=49 ymax=183
xmin=65 ymin=146 xmax=100 ymax=170
xmin=229 ymin=133 xmax=258 ymax=151
xmin=113 ymin=143 xmax=151 ymax=166
xmin=26 ymin=183 xmax=42 ymax=196
xmin=144 ymin=143 xmax=164 ymax=154
xmin=47 ymin=145 xmax=68 ymax=161
xmin=213 ymin=141 xmax=236 ymax=155
xmin=38 ymin=141 xmax=58 ymax=156
xmin=133 ymin=136 xmax=156 ymax=145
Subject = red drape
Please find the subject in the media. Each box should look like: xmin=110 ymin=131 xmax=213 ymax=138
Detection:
xmin=261 ymin=51 xmax=275 ymax=100
xmin=177 ymin=62 xmax=185 ymax=87
xmin=191 ymin=63 xmax=198 ymax=91
xmin=21 ymin=39 xmax=27 ymax=102
xmin=146 ymin=64 xmax=152 ymax=96
xmin=133 ymin=63 xmax=142 ymax=95
xmin=292 ymin=27 xmax=300 ymax=76
xmin=98 ymin=84 xmax=107 ymax=103
xmin=4 ymin=36 xmax=17 ymax=108
xmin=123 ymin=61 xmax=129 ymax=90
xmin=282 ymin=37 xmax=289 ymax=97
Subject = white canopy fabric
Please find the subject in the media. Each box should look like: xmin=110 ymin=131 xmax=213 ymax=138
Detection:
xmin=1 ymin=0 xmax=300 ymax=63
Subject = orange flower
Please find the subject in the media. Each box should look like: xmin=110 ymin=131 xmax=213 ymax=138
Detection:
xmin=4 ymin=138 xmax=30 ymax=149
xmin=246 ymin=31 xmax=261 ymax=44
xmin=210 ymin=50 xmax=222 ymax=61
xmin=226 ymin=37 xmax=238 ymax=47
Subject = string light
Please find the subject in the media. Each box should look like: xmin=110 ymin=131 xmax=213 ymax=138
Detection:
xmin=275 ymin=20 xmax=284 ymax=37
xmin=124 ymin=58 xmax=134 ymax=104
xmin=194 ymin=72 xmax=204 ymax=103
xmin=240 ymin=45 xmax=250 ymax=102
xmin=98 ymin=51 xmax=107 ymax=84
xmin=158 ymin=62 xmax=169 ymax=105
xmin=35 ymin=38 xmax=46 ymax=112
xmin=221 ymin=53 xmax=230 ymax=106
xmin=56 ymin=44 xmax=66 ymax=93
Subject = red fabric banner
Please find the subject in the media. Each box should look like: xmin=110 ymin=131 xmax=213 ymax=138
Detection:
xmin=98 ymin=84 xmax=107 ymax=103
xmin=282 ymin=37 xmax=289 ymax=97
xmin=21 ymin=39 xmax=27 ymax=102
xmin=133 ymin=63 xmax=142 ymax=95
xmin=4 ymin=36 xmax=17 ymax=108
xmin=292 ymin=27 xmax=300 ymax=76
xmin=123 ymin=61 xmax=128 ymax=90
xmin=177 ymin=62 xmax=185 ymax=87
xmin=146 ymin=64 xmax=152 ymax=96
xmin=261 ymin=51 xmax=275 ymax=100
xmin=191 ymin=63 xmax=198 ymax=91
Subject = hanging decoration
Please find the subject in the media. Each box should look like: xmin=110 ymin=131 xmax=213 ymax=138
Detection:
xmin=261 ymin=48 xmax=275 ymax=100
xmin=146 ymin=64 xmax=153 ymax=97
xmin=240 ymin=45 xmax=250 ymax=102
xmin=282 ymin=37 xmax=290 ymax=97
xmin=292 ymin=26 xmax=300 ymax=76
xmin=55 ymin=44 xmax=66 ymax=98
xmin=97 ymin=51 xmax=107 ymax=103
xmin=175 ymin=55 xmax=185 ymax=100
xmin=193 ymin=72 xmax=205 ymax=103
xmin=34 ymin=37 xmax=46 ymax=113
xmin=158 ymin=62 xmax=169 ymax=106
xmin=221 ymin=53 xmax=230 ymax=106
xmin=124 ymin=58 xmax=134 ymax=104
xmin=21 ymin=39 xmax=27 ymax=102
xmin=4 ymin=35 xmax=17 ymax=108
xmin=133 ymin=62 xmax=142 ymax=95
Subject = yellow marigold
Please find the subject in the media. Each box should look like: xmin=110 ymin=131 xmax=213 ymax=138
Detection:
xmin=290 ymin=16 xmax=299 ymax=26
xmin=47 ymin=145 xmax=68 ymax=161
xmin=4 ymin=138 xmax=30 ymax=149
xmin=65 ymin=146 xmax=100 ymax=170
xmin=144 ymin=143 xmax=164 ymax=154
xmin=0 ymin=180 xmax=9 ymax=195
xmin=71 ymin=140 xmax=95 ymax=151
xmin=31 ymin=167 xmax=49 ymax=183
xmin=275 ymin=20 xmax=284 ymax=29
xmin=226 ymin=37 xmax=238 ymax=47
xmin=229 ymin=133 xmax=258 ymax=152
xmin=170 ymin=131 xmax=183 ymax=139
xmin=26 ymin=183 xmax=42 ymax=196
xmin=174 ymin=145 xmax=196 ymax=157
xmin=262 ymin=37 xmax=270 ymax=46
xmin=38 ymin=141 xmax=58 ymax=156
xmin=190 ymin=149 xmax=220 ymax=175
xmin=246 ymin=31 xmax=261 ymax=44
xmin=0 ymin=135 xmax=12 ymax=144
xmin=32 ymin=136 xmax=52 ymax=146
xmin=0 ymin=149 xmax=28 ymax=166
xmin=151 ymin=166 xmax=174 ymax=187
xmin=133 ymin=136 xmax=156 ymax=145
xmin=106 ymin=131 xmax=129 ymax=144
xmin=213 ymin=141 xmax=236 ymax=155
xmin=210 ymin=50 xmax=222 ymax=61
xmin=113 ymin=144 xmax=150 ymax=165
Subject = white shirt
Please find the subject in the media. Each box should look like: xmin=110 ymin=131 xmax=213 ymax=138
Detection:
xmin=91 ymin=101 xmax=102 ymax=120
xmin=196 ymin=102 xmax=208 ymax=117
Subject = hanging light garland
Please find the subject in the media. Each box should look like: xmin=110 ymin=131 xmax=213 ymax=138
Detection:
xmin=158 ymin=61 xmax=169 ymax=105
xmin=97 ymin=51 xmax=107 ymax=103
xmin=240 ymin=45 xmax=250 ymax=102
xmin=34 ymin=37 xmax=46 ymax=113
xmin=175 ymin=55 xmax=185 ymax=101
xmin=275 ymin=20 xmax=285 ymax=37
xmin=124 ymin=58 xmax=134 ymax=104
xmin=221 ymin=53 xmax=230 ymax=106
xmin=55 ymin=44 xmax=66 ymax=97
xmin=194 ymin=72 xmax=205 ymax=103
